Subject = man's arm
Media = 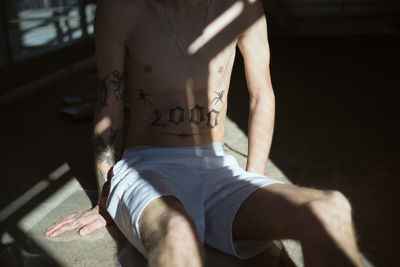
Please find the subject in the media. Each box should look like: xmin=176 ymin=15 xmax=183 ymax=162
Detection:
xmin=94 ymin=0 xmax=129 ymax=204
xmin=45 ymin=0 xmax=130 ymax=238
xmin=238 ymin=0 xmax=275 ymax=175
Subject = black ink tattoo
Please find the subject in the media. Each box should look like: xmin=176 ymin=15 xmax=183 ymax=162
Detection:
xmin=189 ymin=105 xmax=204 ymax=125
xmin=111 ymin=70 xmax=126 ymax=102
xmin=207 ymin=109 xmax=220 ymax=128
xmin=169 ymin=106 xmax=185 ymax=125
xmin=211 ymin=91 xmax=224 ymax=104
xmin=150 ymin=105 xmax=219 ymax=128
xmin=152 ymin=109 xmax=166 ymax=126
xmin=97 ymin=76 xmax=109 ymax=110
xmin=93 ymin=129 xmax=122 ymax=164
xmin=138 ymin=89 xmax=152 ymax=106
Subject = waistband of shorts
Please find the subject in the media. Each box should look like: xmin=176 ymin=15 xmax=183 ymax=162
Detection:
xmin=123 ymin=142 xmax=225 ymax=157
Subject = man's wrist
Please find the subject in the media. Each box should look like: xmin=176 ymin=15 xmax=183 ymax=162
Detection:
xmin=97 ymin=197 xmax=114 ymax=226
xmin=246 ymin=160 xmax=267 ymax=175
xmin=98 ymin=195 xmax=108 ymax=208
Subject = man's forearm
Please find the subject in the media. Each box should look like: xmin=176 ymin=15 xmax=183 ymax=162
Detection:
xmin=93 ymin=70 xmax=126 ymax=200
xmin=93 ymin=125 xmax=123 ymax=199
xmin=246 ymin=93 xmax=275 ymax=174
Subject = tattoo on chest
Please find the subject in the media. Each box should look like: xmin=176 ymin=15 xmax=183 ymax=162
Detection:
xmin=211 ymin=91 xmax=225 ymax=104
xmin=138 ymin=89 xmax=152 ymax=105
xmin=137 ymin=89 xmax=223 ymax=128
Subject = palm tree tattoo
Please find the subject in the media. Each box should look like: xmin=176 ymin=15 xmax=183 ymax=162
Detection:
xmin=137 ymin=89 xmax=152 ymax=105
xmin=211 ymin=91 xmax=224 ymax=104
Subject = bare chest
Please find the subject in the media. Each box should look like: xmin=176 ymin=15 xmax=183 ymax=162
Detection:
xmin=125 ymin=0 xmax=241 ymax=89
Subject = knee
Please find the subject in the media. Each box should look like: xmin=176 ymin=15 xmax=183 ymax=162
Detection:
xmin=328 ymin=190 xmax=352 ymax=212
xmin=309 ymin=190 xmax=351 ymax=214
xmin=300 ymin=190 xmax=353 ymax=236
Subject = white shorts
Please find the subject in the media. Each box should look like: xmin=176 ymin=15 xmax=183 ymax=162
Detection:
xmin=106 ymin=142 xmax=284 ymax=259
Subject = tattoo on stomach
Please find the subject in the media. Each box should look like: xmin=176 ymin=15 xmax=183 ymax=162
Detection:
xmin=138 ymin=89 xmax=223 ymax=129
xmin=151 ymin=105 xmax=219 ymax=128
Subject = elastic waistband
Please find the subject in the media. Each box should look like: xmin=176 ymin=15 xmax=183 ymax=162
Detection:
xmin=123 ymin=142 xmax=225 ymax=157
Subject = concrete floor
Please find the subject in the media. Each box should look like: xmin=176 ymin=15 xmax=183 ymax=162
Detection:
xmin=0 ymin=35 xmax=399 ymax=266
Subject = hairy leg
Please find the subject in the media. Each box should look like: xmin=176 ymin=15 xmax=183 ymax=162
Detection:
xmin=232 ymin=183 xmax=363 ymax=267
xmin=139 ymin=196 xmax=204 ymax=267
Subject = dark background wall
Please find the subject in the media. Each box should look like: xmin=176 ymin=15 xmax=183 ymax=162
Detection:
xmin=266 ymin=0 xmax=400 ymax=36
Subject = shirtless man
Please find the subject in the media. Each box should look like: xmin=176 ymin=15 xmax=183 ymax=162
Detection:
xmin=45 ymin=0 xmax=364 ymax=266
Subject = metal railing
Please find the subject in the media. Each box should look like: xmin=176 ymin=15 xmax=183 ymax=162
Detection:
xmin=0 ymin=0 xmax=95 ymax=68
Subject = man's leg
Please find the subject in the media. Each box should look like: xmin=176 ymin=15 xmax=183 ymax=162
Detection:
xmin=139 ymin=196 xmax=204 ymax=267
xmin=232 ymin=183 xmax=363 ymax=267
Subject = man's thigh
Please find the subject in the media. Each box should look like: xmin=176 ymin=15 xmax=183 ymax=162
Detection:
xmin=232 ymin=183 xmax=328 ymax=241
xmin=139 ymin=195 xmax=201 ymax=252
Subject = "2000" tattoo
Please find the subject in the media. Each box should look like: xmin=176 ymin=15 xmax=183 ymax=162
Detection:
xmin=151 ymin=105 xmax=220 ymax=128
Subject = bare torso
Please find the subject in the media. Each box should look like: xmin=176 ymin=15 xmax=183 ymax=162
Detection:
xmin=122 ymin=0 xmax=244 ymax=147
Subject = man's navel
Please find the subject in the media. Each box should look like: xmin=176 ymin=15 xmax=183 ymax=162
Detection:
xmin=178 ymin=132 xmax=188 ymax=137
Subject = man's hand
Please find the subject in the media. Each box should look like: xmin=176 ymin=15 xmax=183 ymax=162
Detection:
xmin=45 ymin=205 xmax=109 ymax=238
